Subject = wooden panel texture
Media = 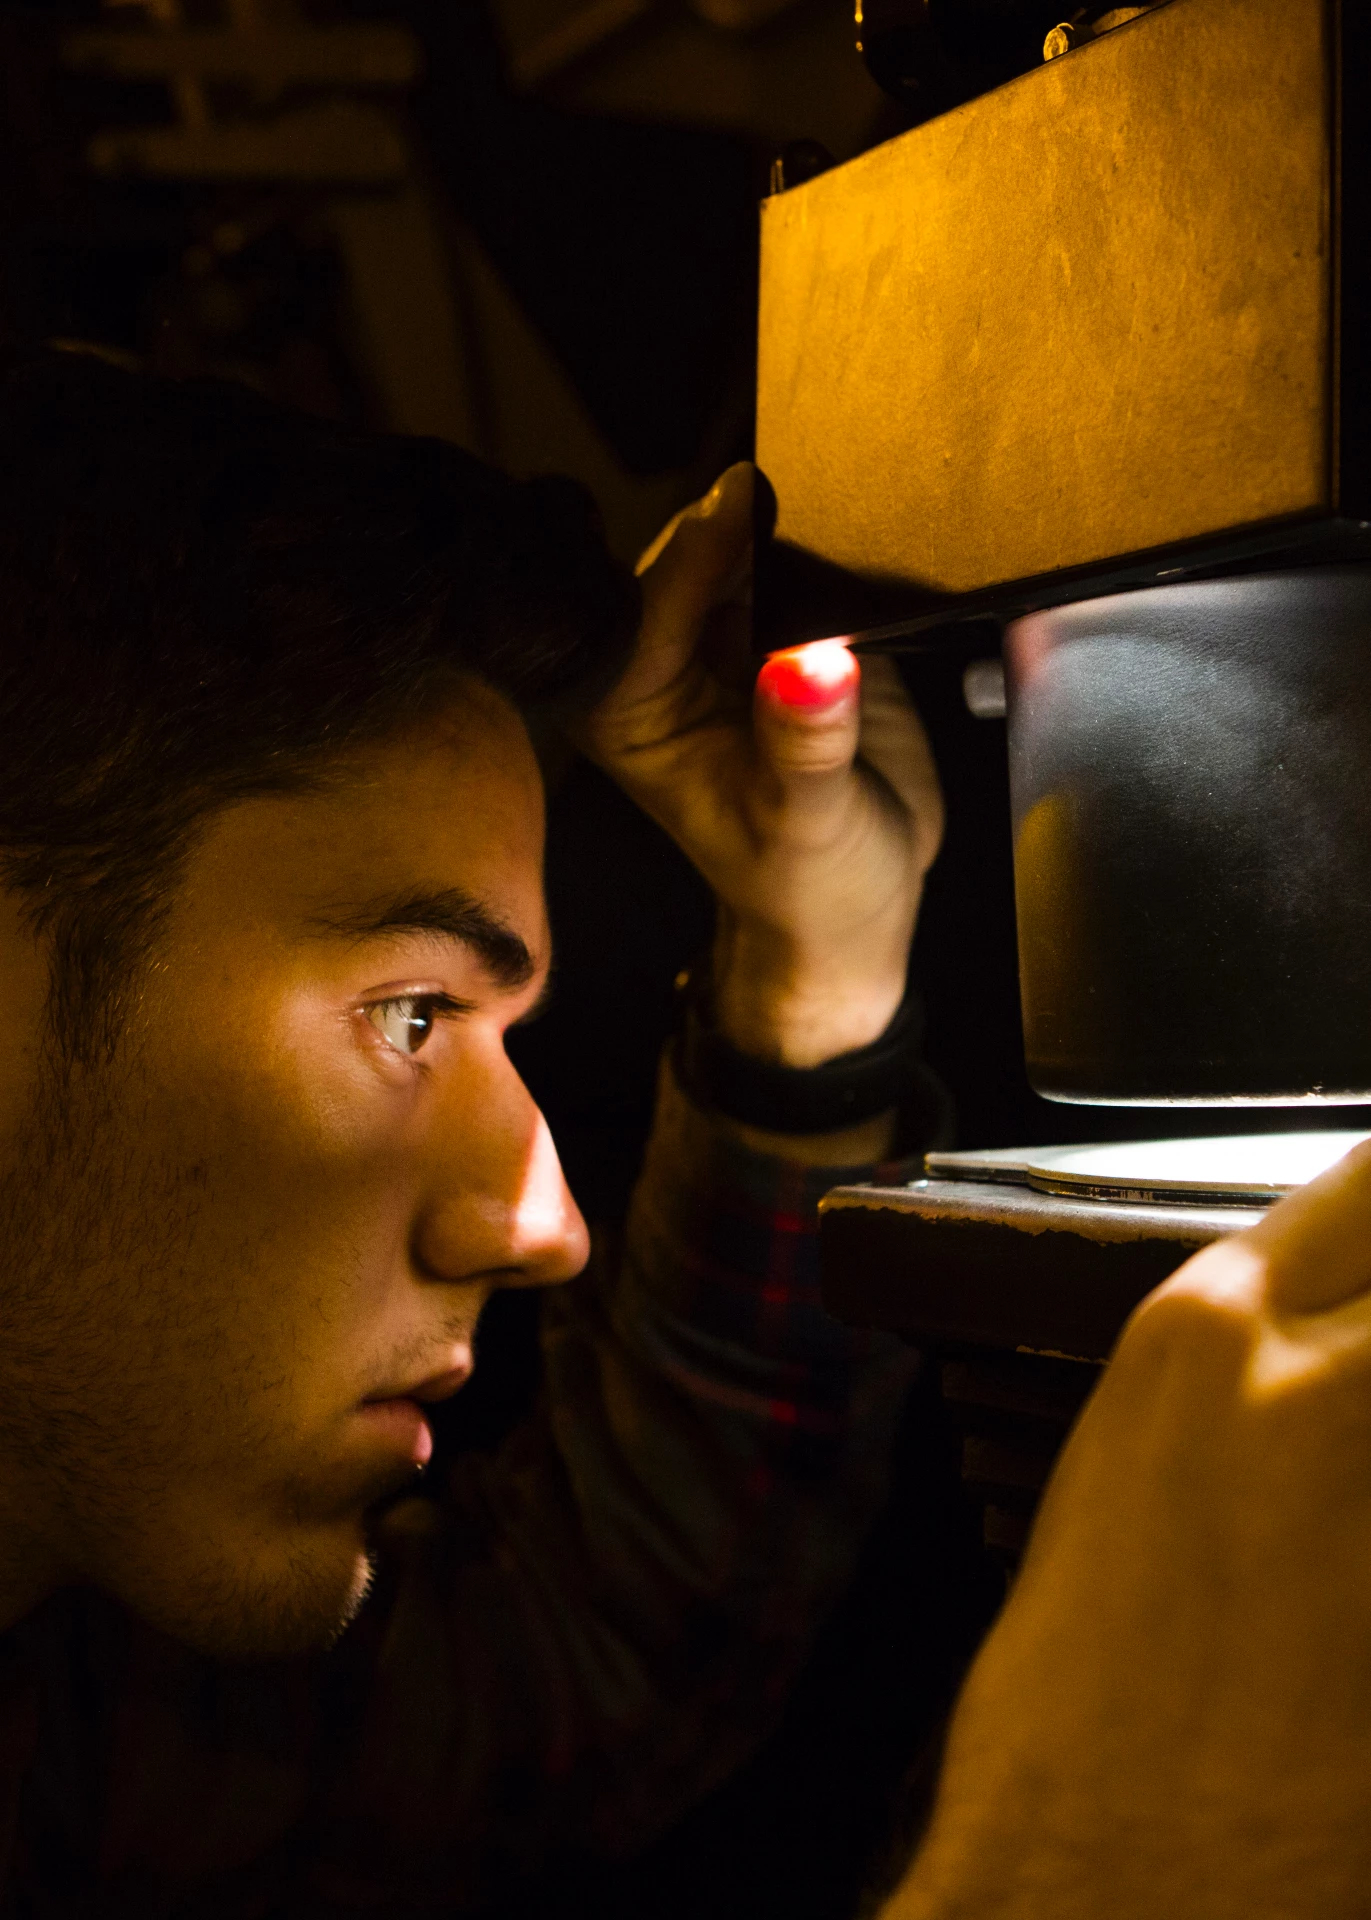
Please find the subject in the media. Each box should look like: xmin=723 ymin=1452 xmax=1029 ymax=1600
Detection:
xmin=758 ymin=0 xmax=1333 ymax=599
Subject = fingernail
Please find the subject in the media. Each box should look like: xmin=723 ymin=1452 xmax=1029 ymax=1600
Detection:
xmin=698 ymin=476 xmax=730 ymax=519
xmin=758 ymin=641 xmax=859 ymax=712
xmin=699 ymin=464 xmax=750 ymax=518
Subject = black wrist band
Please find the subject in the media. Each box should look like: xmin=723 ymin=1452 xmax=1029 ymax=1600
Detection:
xmin=672 ymin=967 xmax=929 ymax=1135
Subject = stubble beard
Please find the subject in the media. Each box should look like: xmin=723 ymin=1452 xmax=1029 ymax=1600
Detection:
xmin=0 ymin=1038 xmax=398 ymax=1660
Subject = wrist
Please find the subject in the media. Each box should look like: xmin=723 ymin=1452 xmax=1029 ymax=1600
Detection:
xmin=673 ymin=960 xmax=938 ymax=1139
xmin=710 ymin=914 xmax=909 ymax=1067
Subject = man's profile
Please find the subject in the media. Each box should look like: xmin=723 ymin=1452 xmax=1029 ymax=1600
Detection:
xmin=0 ymin=348 xmax=944 ymax=1910
xmin=0 ymin=354 xmax=640 ymax=1665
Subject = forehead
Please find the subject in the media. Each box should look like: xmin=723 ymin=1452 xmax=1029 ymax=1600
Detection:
xmin=172 ymin=679 xmax=550 ymax=962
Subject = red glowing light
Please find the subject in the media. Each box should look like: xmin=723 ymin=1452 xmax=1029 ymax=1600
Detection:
xmin=758 ymin=640 xmax=859 ymax=711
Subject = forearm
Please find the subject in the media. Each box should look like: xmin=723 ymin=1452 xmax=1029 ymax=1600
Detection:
xmin=709 ymin=1102 xmax=898 ymax=1167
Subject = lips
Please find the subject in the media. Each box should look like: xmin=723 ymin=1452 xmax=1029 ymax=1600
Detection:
xmin=355 ymin=1396 xmax=436 ymax=1468
xmin=404 ymin=1365 xmax=474 ymax=1404
xmin=352 ymin=1358 xmax=474 ymax=1470
xmin=365 ymin=1360 xmax=474 ymax=1408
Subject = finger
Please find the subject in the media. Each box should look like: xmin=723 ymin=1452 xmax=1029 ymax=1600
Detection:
xmin=1243 ymin=1137 xmax=1371 ymax=1316
xmin=633 ymin=463 xmax=754 ymax=668
xmin=635 ymin=506 xmax=688 ymax=580
xmin=577 ymin=465 xmax=754 ymax=760
xmin=753 ymin=641 xmax=862 ymax=804
xmin=853 ymin=654 xmax=945 ymax=872
xmin=635 ymin=460 xmax=753 ymax=583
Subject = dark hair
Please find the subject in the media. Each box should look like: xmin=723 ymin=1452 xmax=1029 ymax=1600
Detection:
xmin=0 ymin=350 xmax=640 ymax=1064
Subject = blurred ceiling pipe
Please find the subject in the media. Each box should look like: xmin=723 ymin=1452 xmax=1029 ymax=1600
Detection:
xmin=84 ymin=101 xmax=410 ymax=184
xmin=71 ymin=0 xmax=419 ymax=183
xmin=507 ymin=0 xmax=807 ymax=92
xmin=508 ymin=0 xmax=657 ymax=91
xmin=63 ymin=25 xmax=421 ymax=92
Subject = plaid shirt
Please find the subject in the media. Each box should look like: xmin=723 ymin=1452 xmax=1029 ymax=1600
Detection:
xmin=0 ymin=1063 xmax=919 ymax=1918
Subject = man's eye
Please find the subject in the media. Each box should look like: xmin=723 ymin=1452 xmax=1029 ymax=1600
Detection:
xmin=367 ymin=996 xmax=441 ymax=1056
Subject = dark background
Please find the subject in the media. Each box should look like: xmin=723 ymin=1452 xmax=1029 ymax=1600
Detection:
xmin=1 ymin=4 xmax=1344 ymax=1912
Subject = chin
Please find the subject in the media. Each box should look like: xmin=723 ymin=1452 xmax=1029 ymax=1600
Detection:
xmin=130 ymin=1521 xmax=379 ymax=1662
xmin=250 ymin=1537 xmax=378 ymax=1659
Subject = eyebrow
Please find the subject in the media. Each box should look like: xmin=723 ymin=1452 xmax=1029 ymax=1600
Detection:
xmin=308 ymin=887 xmax=539 ymax=991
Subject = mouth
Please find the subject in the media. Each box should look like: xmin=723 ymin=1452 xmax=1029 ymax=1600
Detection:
xmin=354 ymin=1360 xmax=474 ymax=1470
xmin=364 ymin=1359 xmax=474 ymax=1406
xmin=355 ymin=1395 xmax=436 ymax=1468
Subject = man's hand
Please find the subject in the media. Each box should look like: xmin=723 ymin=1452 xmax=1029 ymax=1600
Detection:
xmin=576 ymin=463 xmax=943 ymax=1069
xmin=886 ymin=1138 xmax=1371 ymax=1920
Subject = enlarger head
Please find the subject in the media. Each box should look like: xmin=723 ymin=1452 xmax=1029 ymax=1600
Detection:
xmin=755 ymin=0 xmax=1371 ymax=1106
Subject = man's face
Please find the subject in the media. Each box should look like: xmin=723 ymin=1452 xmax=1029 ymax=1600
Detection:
xmin=0 ymin=677 xmax=587 ymax=1657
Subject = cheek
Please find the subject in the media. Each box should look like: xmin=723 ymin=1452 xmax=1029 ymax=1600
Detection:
xmin=206 ymin=1146 xmax=420 ymax=1407
xmin=126 ymin=1038 xmax=424 ymax=1421
xmin=183 ymin=993 xmax=420 ymax=1223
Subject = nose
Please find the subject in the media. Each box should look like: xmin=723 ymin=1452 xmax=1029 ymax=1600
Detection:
xmin=412 ymin=1045 xmax=589 ymax=1291
xmin=492 ymin=1111 xmax=590 ymax=1288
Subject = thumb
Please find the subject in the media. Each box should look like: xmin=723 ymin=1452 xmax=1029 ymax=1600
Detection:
xmin=1245 ymin=1137 xmax=1371 ymax=1317
xmin=753 ymin=641 xmax=862 ymax=805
